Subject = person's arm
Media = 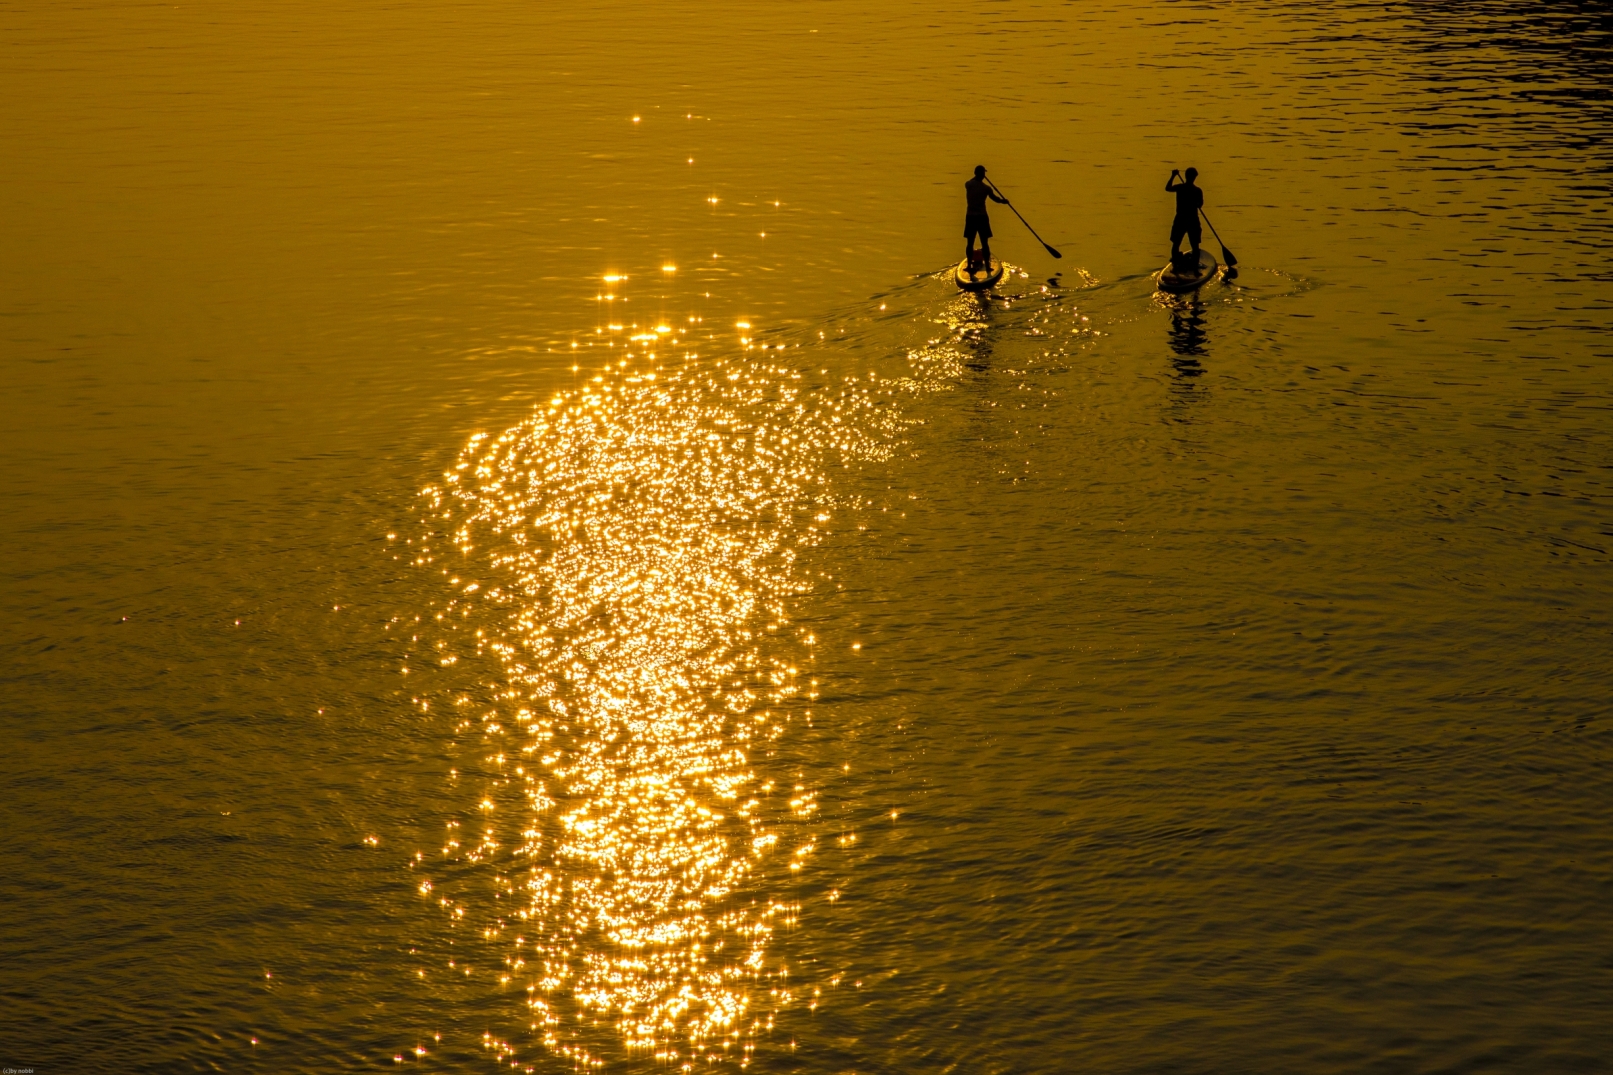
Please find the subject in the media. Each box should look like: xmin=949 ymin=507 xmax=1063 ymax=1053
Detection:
xmin=991 ymin=190 xmax=1010 ymax=204
xmin=1166 ymin=168 xmax=1181 ymax=191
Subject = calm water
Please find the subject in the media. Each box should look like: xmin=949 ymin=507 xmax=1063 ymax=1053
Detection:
xmin=4 ymin=1 xmax=1612 ymax=1072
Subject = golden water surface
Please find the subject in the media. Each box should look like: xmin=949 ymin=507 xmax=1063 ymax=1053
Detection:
xmin=3 ymin=2 xmax=1611 ymax=1072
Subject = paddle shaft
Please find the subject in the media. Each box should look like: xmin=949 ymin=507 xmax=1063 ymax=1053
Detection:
xmin=1198 ymin=208 xmax=1238 ymax=267
xmin=987 ymin=180 xmax=1062 ymax=259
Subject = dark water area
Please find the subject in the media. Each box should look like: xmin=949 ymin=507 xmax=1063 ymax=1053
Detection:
xmin=3 ymin=1 xmax=1612 ymax=1072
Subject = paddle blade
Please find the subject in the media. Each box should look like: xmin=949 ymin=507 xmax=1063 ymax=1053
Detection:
xmin=1044 ymin=242 xmax=1063 ymax=259
xmin=1220 ymin=244 xmax=1238 ymax=268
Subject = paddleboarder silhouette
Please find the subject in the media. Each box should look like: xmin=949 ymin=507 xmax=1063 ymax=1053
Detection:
xmin=1166 ymin=167 xmax=1205 ymax=269
xmin=965 ymin=166 xmax=1009 ymax=269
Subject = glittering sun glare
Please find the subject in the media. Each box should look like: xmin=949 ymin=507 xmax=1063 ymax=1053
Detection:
xmin=412 ymin=315 xmax=965 ymax=1068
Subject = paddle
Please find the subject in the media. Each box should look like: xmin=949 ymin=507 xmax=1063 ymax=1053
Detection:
xmin=987 ymin=180 xmax=1062 ymax=260
xmin=1198 ymin=208 xmax=1238 ymax=268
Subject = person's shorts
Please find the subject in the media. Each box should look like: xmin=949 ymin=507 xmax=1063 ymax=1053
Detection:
xmin=1171 ymin=215 xmax=1202 ymax=245
xmin=964 ymin=214 xmax=993 ymax=241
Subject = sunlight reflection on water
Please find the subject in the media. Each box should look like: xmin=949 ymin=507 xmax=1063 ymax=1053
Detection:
xmin=414 ymin=300 xmax=966 ymax=1067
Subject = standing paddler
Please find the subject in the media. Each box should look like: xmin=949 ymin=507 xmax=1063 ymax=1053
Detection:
xmin=965 ymin=165 xmax=1010 ymax=269
xmin=1166 ymin=167 xmax=1205 ymax=270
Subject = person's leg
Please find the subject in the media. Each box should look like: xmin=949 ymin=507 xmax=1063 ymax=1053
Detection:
xmin=1170 ymin=218 xmax=1186 ymax=265
xmin=1189 ymin=223 xmax=1202 ymax=262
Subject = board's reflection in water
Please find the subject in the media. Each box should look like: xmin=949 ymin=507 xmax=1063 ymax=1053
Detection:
xmin=1167 ymin=303 xmax=1208 ymax=409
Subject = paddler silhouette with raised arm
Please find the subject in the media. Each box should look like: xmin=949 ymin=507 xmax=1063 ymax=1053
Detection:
xmin=964 ymin=165 xmax=1010 ymax=270
xmin=1166 ymin=167 xmax=1205 ymax=270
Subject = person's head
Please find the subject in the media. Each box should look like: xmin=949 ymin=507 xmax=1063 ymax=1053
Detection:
xmin=1184 ymin=167 xmax=1198 ymax=182
xmin=974 ymin=165 xmax=987 ymax=177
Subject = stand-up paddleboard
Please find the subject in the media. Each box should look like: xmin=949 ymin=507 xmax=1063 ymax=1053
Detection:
xmin=955 ymin=256 xmax=1005 ymax=291
xmin=1157 ymin=248 xmax=1219 ymax=293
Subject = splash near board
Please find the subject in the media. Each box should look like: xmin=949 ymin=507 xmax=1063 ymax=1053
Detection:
xmin=1157 ymin=248 xmax=1219 ymax=293
xmin=955 ymin=256 xmax=1005 ymax=291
